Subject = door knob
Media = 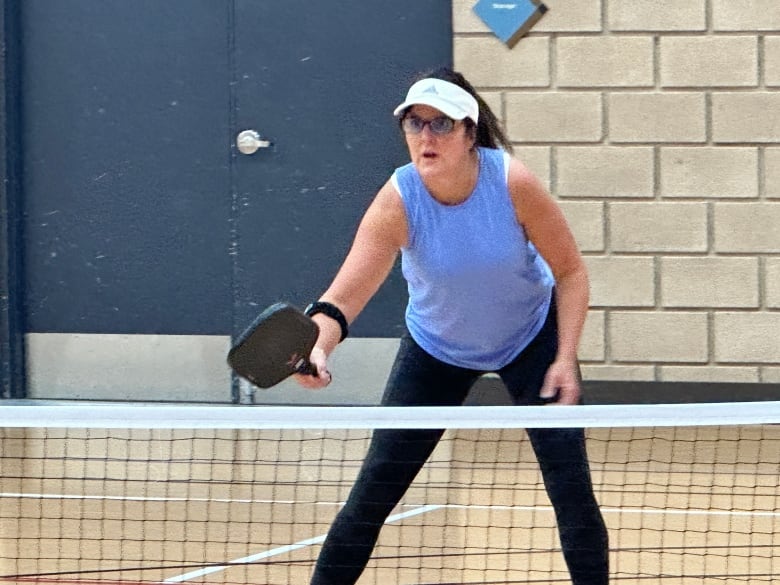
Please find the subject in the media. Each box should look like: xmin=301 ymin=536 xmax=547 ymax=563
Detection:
xmin=236 ymin=130 xmax=272 ymax=155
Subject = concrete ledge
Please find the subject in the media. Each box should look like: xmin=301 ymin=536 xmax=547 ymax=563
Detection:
xmin=20 ymin=332 xmax=780 ymax=406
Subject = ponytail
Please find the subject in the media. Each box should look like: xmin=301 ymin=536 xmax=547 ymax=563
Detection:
xmin=416 ymin=67 xmax=513 ymax=154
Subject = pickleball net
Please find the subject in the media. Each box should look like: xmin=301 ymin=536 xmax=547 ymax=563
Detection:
xmin=0 ymin=401 xmax=778 ymax=585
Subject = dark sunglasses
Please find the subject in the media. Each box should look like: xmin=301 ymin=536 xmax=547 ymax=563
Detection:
xmin=401 ymin=114 xmax=457 ymax=136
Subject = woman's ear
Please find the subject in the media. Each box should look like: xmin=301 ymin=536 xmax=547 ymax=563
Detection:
xmin=468 ymin=124 xmax=478 ymax=149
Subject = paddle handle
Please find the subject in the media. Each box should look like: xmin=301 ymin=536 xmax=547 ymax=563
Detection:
xmin=296 ymin=359 xmax=319 ymax=377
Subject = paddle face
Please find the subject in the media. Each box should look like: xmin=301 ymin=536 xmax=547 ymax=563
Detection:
xmin=227 ymin=302 xmax=320 ymax=388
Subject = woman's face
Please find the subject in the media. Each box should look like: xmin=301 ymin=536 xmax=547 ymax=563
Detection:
xmin=402 ymin=104 xmax=475 ymax=182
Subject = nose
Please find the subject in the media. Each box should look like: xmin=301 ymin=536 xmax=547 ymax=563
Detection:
xmin=418 ymin=124 xmax=438 ymax=140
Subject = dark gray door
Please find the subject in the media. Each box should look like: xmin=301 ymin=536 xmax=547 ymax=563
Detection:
xmin=14 ymin=1 xmax=451 ymax=401
xmin=232 ymin=2 xmax=451 ymax=336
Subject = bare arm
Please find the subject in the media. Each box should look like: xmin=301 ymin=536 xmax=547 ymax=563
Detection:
xmin=508 ymin=159 xmax=589 ymax=403
xmin=296 ymin=179 xmax=407 ymax=387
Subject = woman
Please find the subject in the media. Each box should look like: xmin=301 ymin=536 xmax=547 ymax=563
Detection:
xmin=296 ymin=67 xmax=609 ymax=585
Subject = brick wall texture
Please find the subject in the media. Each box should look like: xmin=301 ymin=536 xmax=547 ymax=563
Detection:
xmin=453 ymin=0 xmax=779 ymax=384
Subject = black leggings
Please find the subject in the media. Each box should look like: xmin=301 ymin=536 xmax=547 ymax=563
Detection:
xmin=309 ymin=303 xmax=609 ymax=584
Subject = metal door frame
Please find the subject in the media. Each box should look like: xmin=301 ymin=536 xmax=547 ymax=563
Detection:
xmin=0 ymin=0 xmax=26 ymax=398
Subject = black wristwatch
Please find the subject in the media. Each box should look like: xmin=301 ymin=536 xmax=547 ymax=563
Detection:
xmin=304 ymin=301 xmax=349 ymax=342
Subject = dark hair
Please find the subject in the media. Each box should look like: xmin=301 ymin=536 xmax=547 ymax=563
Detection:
xmin=401 ymin=67 xmax=513 ymax=154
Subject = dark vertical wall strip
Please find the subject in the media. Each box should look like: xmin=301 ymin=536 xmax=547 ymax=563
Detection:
xmin=0 ymin=0 xmax=26 ymax=397
xmin=227 ymin=0 xmax=240 ymax=404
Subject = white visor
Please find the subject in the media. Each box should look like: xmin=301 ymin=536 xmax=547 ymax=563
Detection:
xmin=393 ymin=78 xmax=479 ymax=124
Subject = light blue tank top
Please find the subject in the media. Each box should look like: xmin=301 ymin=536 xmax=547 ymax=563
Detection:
xmin=392 ymin=147 xmax=554 ymax=370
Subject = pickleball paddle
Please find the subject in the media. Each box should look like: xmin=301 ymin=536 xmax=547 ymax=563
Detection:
xmin=227 ymin=302 xmax=320 ymax=388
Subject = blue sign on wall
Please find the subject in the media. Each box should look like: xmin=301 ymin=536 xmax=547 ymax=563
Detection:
xmin=473 ymin=0 xmax=548 ymax=48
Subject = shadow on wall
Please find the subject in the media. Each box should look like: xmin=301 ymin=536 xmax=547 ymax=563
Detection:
xmin=464 ymin=379 xmax=780 ymax=405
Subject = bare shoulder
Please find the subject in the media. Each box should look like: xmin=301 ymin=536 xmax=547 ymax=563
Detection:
xmin=360 ymin=178 xmax=408 ymax=248
xmin=503 ymin=155 xmax=582 ymax=278
xmin=505 ymin=156 xmax=554 ymax=226
xmin=373 ymin=178 xmax=406 ymax=215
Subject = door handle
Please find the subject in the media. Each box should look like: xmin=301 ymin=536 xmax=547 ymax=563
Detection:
xmin=236 ymin=129 xmax=272 ymax=155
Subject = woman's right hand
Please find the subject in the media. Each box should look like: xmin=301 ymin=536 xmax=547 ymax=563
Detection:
xmin=292 ymin=347 xmax=332 ymax=389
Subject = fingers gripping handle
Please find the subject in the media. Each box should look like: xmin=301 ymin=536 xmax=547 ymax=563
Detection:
xmin=296 ymin=359 xmax=319 ymax=377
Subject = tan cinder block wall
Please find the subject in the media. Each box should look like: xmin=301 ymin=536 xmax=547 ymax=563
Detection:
xmin=453 ymin=0 xmax=780 ymax=384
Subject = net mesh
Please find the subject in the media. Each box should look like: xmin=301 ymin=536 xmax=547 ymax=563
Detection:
xmin=0 ymin=402 xmax=778 ymax=585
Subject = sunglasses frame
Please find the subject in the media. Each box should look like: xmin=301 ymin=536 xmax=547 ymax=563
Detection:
xmin=401 ymin=114 xmax=458 ymax=136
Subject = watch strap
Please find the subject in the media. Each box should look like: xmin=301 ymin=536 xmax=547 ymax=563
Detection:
xmin=304 ymin=301 xmax=349 ymax=342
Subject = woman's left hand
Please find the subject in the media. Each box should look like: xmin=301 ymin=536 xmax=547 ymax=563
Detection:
xmin=539 ymin=359 xmax=582 ymax=405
